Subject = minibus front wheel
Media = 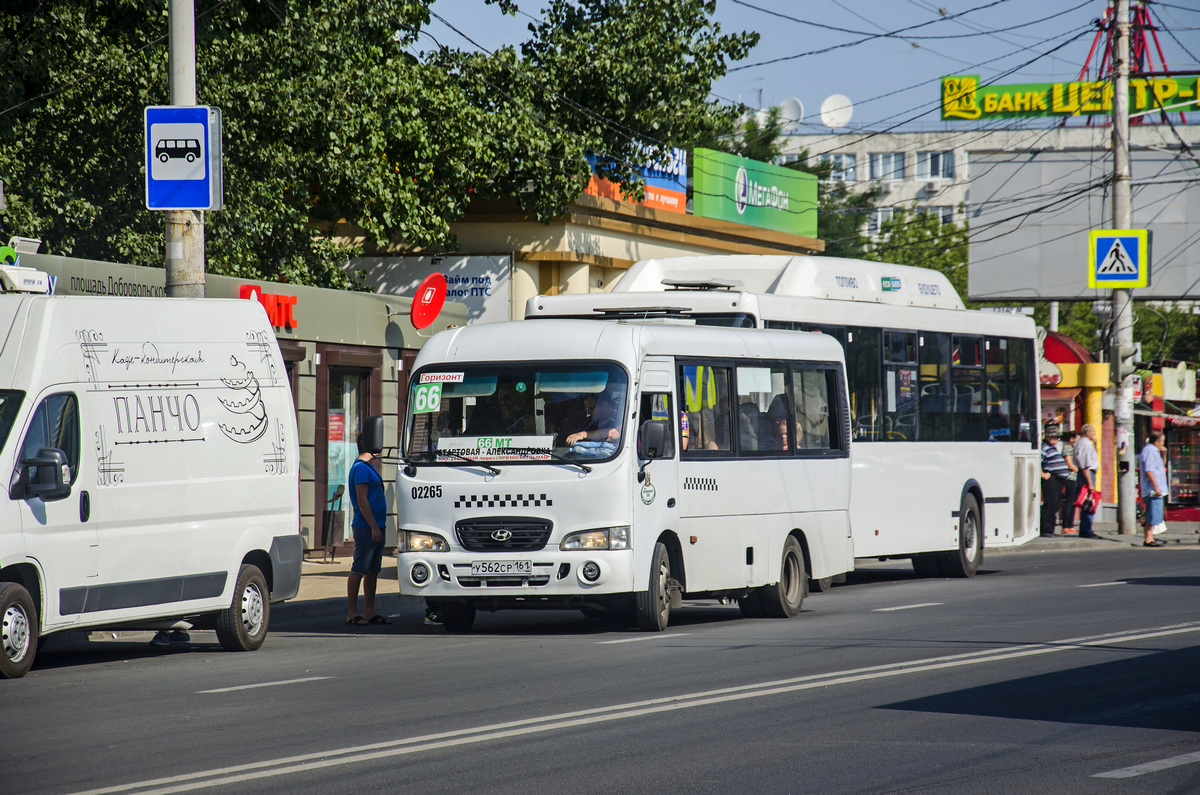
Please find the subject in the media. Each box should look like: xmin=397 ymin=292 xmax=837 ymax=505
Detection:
xmin=636 ymin=542 xmax=671 ymax=632
xmin=0 ymin=582 xmax=38 ymax=679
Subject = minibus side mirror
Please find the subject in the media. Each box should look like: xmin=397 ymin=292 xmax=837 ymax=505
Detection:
xmin=22 ymin=447 xmax=72 ymax=502
xmin=361 ymin=415 xmax=385 ymax=455
xmin=638 ymin=419 xmax=669 ymax=460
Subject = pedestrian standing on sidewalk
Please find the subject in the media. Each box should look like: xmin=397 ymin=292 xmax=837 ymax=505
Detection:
xmin=1073 ymin=424 xmax=1100 ymax=538
xmin=1139 ymin=431 xmax=1168 ymax=548
xmin=1040 ymin=423 xmax=1070 ymax=537
xmin=346 ymin=434 xmax=391 ymax=625
xmin=1060 ymin=430 xmax=1081 ymax=534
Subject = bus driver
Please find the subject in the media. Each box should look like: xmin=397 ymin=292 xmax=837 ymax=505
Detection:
xmin=566 ymin=389 xmax=623 ymax=446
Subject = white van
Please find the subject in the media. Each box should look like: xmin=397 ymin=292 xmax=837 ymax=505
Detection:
xmin=396 ymin=319 xmax=852 ymax=631
xmin=0 ymin=279 xmax=301 ymax=678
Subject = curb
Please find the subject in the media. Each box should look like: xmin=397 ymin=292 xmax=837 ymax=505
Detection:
xmin=272 ymin=592 xmax=427 ymax=623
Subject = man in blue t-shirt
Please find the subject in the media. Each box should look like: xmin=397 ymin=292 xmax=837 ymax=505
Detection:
xmin=1139 ymin=431 xmax=1168 ymax=548
xmin=346 ymin=433 xmax=390 ymax=625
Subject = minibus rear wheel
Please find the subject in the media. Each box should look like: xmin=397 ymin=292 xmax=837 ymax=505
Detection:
xmin=216 ymin=564 xmax=269 ymax=652
xmin=760 ymin=536 xmax=806 ymax=618
xmin=0 ymin=582 xmax=38 ymax=679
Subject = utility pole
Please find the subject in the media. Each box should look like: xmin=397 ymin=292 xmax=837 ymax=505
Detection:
xmin=1112 ymin=0 xmax=1135 ymax=534
xmin=166 ymin=0 xmax=204 ymax=298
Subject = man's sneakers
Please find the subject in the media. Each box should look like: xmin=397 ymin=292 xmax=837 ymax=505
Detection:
xmin=424 ymin=611 xmax=442 ymax=626
xmin=150 ymin=630 xmax=191 ymax=647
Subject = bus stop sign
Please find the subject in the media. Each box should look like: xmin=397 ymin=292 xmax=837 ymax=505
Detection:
xmin=144 ymin=106 xmax=223 ymax=211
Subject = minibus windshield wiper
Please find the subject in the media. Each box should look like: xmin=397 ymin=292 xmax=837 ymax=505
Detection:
xmin=436 ymin=450 xmax=502 ymax=475
xmin=506 ymin=447 xmax=592 ymax=473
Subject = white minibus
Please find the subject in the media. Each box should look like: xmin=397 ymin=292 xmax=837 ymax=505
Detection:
xmin=396 ymin=320 xmax=852 ymax=631
xmin=527 ymin=255 xmax=1042 ymax=577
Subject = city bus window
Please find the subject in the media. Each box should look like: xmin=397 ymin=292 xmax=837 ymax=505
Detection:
xmin=1008 ymin=337 xmax=1036 ymax=444
xmin=919 ymin=332 xmax=953 ymax=441
xmin=639 ymin=392 xmax=676 ymax=458
xmin=846 ymin=327 xmax=881 ymax=441
xmin=883 ymin=330 xmax=918 ymax=442
xmin=985 ymin=337 xmax=1012 ymax=441
xmin=735 ymin=365 xmax=790 ymax=454
xmin=952 ymin=334 xmax=986 ymax=440
xmin=679 ymin=364 xmax=732 ymax=453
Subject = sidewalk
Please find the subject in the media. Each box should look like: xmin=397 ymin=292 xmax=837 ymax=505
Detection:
xmin=274 ymin=522 xmax=1200 ymax=622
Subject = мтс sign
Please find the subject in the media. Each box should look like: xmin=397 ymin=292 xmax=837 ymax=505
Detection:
xmin=1088 ymin=229 xmax=1149 ymax=289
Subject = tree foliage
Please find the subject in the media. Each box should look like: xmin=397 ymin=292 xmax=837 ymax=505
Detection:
xmin=0 ymin=0 xmax=755 ymax=286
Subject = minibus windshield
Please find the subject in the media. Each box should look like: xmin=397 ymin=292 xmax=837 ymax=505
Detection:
xmin=406 ymin=363 xmax=629 ymax=464
xmin=0 ymin=390 xmax=24 ymax=456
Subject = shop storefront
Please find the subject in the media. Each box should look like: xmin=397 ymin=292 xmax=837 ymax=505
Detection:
xmin=1135 ymin=363 xmax=1200 ymax=521
xmin=23 ymin=252 xmax=466 ymax=554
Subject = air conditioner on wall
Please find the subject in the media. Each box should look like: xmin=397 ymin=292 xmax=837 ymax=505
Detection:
xmin=925 ymin=181 xmax=940 ymax=193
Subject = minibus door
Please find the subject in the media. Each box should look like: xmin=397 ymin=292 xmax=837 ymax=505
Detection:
xmin=633 ymin=359 xmax=681 ymax=562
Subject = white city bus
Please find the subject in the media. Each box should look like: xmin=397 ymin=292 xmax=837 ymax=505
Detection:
xmin=527 ymin=255 xmax=1042 ymax=576
xmin=396 ymin=320 xmax=853 ymax=631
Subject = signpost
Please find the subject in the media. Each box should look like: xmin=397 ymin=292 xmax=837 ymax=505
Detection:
xmin=144 ymin=105 xmax=223 ymax=211
xmin=1088 ymin=229 xmax=1149 ymax=289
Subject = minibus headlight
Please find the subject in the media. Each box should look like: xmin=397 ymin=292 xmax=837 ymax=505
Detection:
xmin=560 ymin=526 xmax=630 ymax=551
xmin=406 ymin=531 xmax=449 ymax=552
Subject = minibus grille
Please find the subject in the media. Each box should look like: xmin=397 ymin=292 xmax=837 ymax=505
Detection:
xmin=455 ymin=517 xmax=553 ymax=551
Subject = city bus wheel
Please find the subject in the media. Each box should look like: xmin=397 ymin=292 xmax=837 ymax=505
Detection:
xmin=216 ymin=564 xmax=269 ymax=651
xmin=0 ymin=582 xmax=39 ymax=679
xmin=810 ymin=575 xmax=834 ymax=593
xmin=911 ymin=555 xmax=943 ymax=578
xmin=942 ymin=493 xmax=983 ymax=578
xmin=635 ymin=542 xmax=671 ymax=631
xmin=737 ymin=592 xmax=765 ymax=618
xmin=760 ymin=536 xmax=806 ymax=618
xmin=441 ymin=600 xmax=476 ymax=632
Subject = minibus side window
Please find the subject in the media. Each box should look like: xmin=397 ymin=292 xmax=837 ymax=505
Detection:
xmin=639 ymin=393 xmax=676 ymax=458
xmin=20 ymin=393 xmax=80 ymax=484
xmin=678 ymin=364 xmax=732 ymax=454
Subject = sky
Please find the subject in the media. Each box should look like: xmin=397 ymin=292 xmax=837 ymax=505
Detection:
xmin=424 ymin=0 xmax=1200 ymax=133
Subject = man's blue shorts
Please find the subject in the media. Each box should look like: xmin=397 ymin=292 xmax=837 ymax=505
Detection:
xmin=1144 ymin=495 xmax=1165 ymax=527
xmin=351 ymin=525 xmax=385 ymax=575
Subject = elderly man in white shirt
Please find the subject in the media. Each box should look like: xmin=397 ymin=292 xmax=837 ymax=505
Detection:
xmin=1073 ymin=424 xmax=1100 ymax=538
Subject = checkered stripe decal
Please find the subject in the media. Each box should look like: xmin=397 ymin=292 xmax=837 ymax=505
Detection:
xmin=454 ymin=493 xmax=553 ymax=508
xmin=683 ymin=477 xmax=718 ymax=491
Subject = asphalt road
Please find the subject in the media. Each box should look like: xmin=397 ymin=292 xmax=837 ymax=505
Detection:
xmin=4 ymin=547 xmax=1200 ymax=794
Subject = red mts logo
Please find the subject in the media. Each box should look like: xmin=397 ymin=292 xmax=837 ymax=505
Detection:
xmin=239 ymin=284 xmax=298 ymax=328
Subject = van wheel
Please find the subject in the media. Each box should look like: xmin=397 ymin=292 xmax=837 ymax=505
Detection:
xmin=0 ymin=583 xmax=38 ymax=679
xmin=760 ymin=536 xmax=806 ymax=618
xmin=942 ymin=494 xmax=983 ymax=578
xmin=636 ymin=542 xmax=671 ymax=631
xmin=216 ymin=564 xmax=269 ymax=652
xmin=441 ymin=600 xmax=476 ymax=632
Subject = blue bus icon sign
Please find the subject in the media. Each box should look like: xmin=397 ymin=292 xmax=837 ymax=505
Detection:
xmin=145 ymin=106 xmax=223 ymax=211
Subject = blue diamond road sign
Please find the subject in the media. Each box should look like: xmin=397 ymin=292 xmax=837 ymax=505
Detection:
xmin=144 ymin=106 xmax=223 ymax=211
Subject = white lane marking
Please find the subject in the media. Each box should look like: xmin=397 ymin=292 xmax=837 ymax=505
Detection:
xmin=197 ymin=677 xmax=332 ymax=694
xmin=597 ymin=633 xmax=691 ymax=645
xmin=873 ymin=602 xmax=943 ymax=612
xmin=1078 ymin=581 xmax=1126 ymax=588
xmin=1095 ymin=750 xmax=1200 ymax=778
xmin=73 ymin=622 xmax=1200 ymax=795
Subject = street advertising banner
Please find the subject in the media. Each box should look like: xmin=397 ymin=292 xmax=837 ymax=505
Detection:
xmin=585 ymin=146 xmax=687 ymax=214
xmin=691 ymin=148 xmax=817 ymax=238
xmin=941 ymin=74 xmax=1200 ymax=121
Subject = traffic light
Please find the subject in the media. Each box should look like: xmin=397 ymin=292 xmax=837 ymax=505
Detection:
xmin=1110 ymin=343 xmax=1137 ymax=384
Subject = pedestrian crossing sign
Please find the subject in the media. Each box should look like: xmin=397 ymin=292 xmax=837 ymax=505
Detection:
xmin=1088 ymin=229 xmax=1149 ymax=289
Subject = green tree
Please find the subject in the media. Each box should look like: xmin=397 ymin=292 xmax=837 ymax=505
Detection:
xmin=0 ymin=0 xmax=755 ymax=286
xmin=865 ymin=209 xmax=971 ymax=301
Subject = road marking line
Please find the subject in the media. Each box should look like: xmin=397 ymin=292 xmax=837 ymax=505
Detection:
xmin=1078 ymin=582 xmax=1126 ymax=588
xmin=197 ymin=676 xmax=332 ymax=694
xmin=873 ymin=602 xmax=943 ymax=612
xmin=597 ymin=633 xmax=690 ymax=645
xmin=73 ymin=621 xmax=1200 ymax=795
xmin=1094 ymin=750 xmax=1200 ymax=778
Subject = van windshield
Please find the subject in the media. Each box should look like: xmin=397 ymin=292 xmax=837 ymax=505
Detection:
xmin=406 ymin=363 xmax=629 ymax=464
xmin=0 ymin=391 xmax=24 ymax=456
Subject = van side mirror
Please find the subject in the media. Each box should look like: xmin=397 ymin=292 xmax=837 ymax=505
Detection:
xmin=22 ymin=448 xmax=72 ymax=502
xmin=638 ymin=419 xmax=669 ymax=460
xmin=361 ymin=415 xmax=385 ymax=455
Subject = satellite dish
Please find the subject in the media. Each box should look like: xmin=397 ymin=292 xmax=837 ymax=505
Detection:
xmin=820 ymin=94 xmax=854 ymax=129
xmin=778 ymin=97 xmax=804 ymax=133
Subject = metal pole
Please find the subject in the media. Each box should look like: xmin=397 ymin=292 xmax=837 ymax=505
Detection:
xmin=1113 ymin=0 xmax=1135 ymax=534
xmin=166 ymin=0 xmax=205 ymax=298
